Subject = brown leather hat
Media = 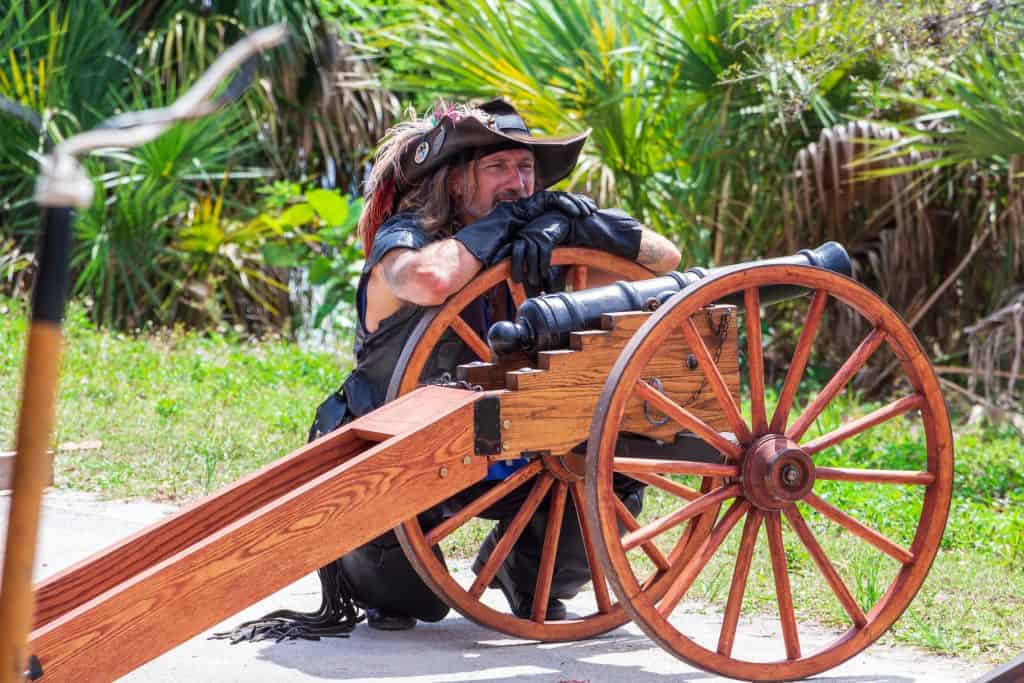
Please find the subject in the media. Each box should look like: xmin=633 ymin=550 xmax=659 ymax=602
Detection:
xmin=397 ymin=99 xmax=590 ymax=191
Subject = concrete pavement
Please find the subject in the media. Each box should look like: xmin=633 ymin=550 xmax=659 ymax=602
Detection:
xmin=1 ymin=491 xmax=988 ymax=682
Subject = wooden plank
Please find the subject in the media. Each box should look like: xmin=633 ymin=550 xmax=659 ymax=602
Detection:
xmin=569 ymin=329 xmax=613 ymax=350
xmin=498 ymin=308 xmax=739 ymax=455
xmin=0 ymin=451 xmax=53 ymax=492
xmin=28 ymin=386 xmax=485 ymax=682
xmin=973 ymin=654 xmax=1024 ymax=683
xmin=31 ymin=387 xmax=466 ymax=629
xmin=32 ymin=435 xmax=367 ymax=628
xmin=455 ymin=353 xmax=532 ymax=390
xmin=601 ymin=310 xmax=652 ymax=332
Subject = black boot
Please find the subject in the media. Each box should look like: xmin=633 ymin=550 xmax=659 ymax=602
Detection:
xmin=366 ymin=607 xmax=417 ymax=631
xmin=472 ymin=530 xmax=567 ymax=621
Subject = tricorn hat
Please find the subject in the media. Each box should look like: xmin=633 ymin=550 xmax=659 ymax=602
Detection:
xmin=397 ymin=99 xmax=590 ymax=191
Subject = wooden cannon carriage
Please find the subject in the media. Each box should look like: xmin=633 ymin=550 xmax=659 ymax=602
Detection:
xmin=15 ymin=247 xmax=952 ymax=682
xmin=0 ymin=27 xmax=952 ymax=683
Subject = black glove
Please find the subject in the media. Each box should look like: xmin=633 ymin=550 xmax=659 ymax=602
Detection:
xmin=452 ymin=195 xmax=583 ymax=265
xmin=496 ymin=207 xmax=646 ymax=286
xmin=451 ymin=201 xmax=527 ymax=265
xmin=568 ymin=208 xmax=643 ymax=262
xmin=507 ymin=211 xmax=572 ymax=287
xmin=516 ymin=191 xmax=598 ymax=220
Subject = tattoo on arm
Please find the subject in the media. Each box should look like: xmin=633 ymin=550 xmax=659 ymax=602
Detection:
xmin=635 ymin=230 xmax=682 ymax=273
xmin=637 ymin=236 xmax=669 ymax=267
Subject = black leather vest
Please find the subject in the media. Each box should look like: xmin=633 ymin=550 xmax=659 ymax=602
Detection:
xmin=341 ymin=213 xmax=480 ymax=417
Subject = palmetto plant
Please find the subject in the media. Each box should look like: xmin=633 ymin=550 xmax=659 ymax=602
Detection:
xmin=71 ymin=172 xmax=182 ymax=329
xmin=868 ymin=44 xmax=1024 ymax=402
xmin=381 ymin=0 xmax=863 ymax=266
xmin=1 ymin=1 xmax=393 ymax=331
xmin=785 ymin=36 xmax=1024 ymax=399
xmin=383 ymin=0 xmax=671 ymax=221
xmin=0 ymin=0 xmax=134 ymax=239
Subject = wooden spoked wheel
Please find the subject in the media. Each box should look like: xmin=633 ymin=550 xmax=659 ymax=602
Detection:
xmin=586 ymin=264 xmax=953 ymax=680
xmin=388 ymin=247 xmax=698 ymax=641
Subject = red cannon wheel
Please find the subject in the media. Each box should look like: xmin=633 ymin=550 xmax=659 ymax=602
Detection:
xmin=586 ymin=264 xmax=953 ymax=680
xmin=388 ymin=248 xmax=715 ymax=641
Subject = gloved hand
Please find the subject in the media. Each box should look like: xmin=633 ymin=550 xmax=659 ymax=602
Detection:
xmin=568 ymin=208 xmax=643 ymax=262
xmin=453 ymin=194 xmax=591 ymax=265
xmin=495 ymin=207 xmax=645 ymax=287
xmin=507 ymin=211 xmax=572 ymax=287
xmin=515 ymin=191 xmax=598 ymax=220
xmin=451 ymin=201 xmax=529 ymax=265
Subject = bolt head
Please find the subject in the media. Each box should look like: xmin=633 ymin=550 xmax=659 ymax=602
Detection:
xmin=438 ymin=466 xmax=449 ymax=478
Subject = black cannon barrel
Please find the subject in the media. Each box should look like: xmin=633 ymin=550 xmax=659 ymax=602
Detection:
xmin=487 ymin=241 xmax=851 ymax=356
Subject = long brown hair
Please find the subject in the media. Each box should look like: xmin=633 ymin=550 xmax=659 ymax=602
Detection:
xmin=358 ymin=104 xmax=484 ymax=255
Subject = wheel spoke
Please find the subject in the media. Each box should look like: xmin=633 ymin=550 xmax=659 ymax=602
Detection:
xmin=815 ymin=466 xmax=935 ymax=486
xmin=804 ymin=493 xmax=914 ymax=564
xmin=425 ymin=461 xmax=543 ymax=546
xmin=665 ymin=478 xmax=717 ymax=566
xmin=470 ymin=474 xmax=554 ymax=598
xmin=782 ymin=505 xmax=868 ymax=627
xmin=570 ymin=481 xmax=612 ymax=613
xmin=657 ymin=499 xmax=750 ymax=617
xmin=613 ymin=457 xmax=739 ymax=479
xmin=744 ymin=288 xmax=768 ymax=435
xmin=613 ymin=496 xmax=671 ymax=572
xmin=448 ymin=314 xmax=491 ymax=362
xmin=803 ymin=394 xmax=925 ymax=455
xmin=681 ymin=317 xmax=752 ymax=444
xmin=765 ymin=511 xmax=801 ymax=660
xmin=717 ymin=510 xmax=763 ymax=656
xmin=622 ymin=484 xmax=741 ymax=552
xmin=532 ymin=482 xmax=568 ymax=622
xmin=769 ymin=289 xmax=829 ymax=433
xmin=787 ymin=329 xmax=887 ymax=442
xmin=506 ymin=278 xmax=527 ymax=309
xmin=633 ymin=380 xmax=743 ymax=460
xmin=625 ymin=472 xmax=700 ymax=501
xmin=571 ymin=265 xmax=589 ymax=291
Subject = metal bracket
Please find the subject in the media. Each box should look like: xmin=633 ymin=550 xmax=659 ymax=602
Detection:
xmin=473 ymin=395 xmax=501 ymax=455
xmin=25 ymin=654 xmax=43 ymax=680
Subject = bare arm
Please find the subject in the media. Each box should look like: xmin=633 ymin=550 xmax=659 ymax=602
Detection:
xmin=636 ymin=227 xmax=681 ymax=273
xmin=364 ymin=238 xmax=483 ymax=331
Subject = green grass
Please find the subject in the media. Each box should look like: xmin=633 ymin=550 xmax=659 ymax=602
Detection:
xmin=2 ymin=294 xmax=1021 ymax=662
xmin=1 ymin=296 xmax=347 ymax=499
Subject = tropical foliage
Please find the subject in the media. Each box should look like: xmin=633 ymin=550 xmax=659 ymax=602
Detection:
xmin=0 ymin=0 xmax=1021 ymax=408
xmin=0 ymin=0 xmax=390 ymax=333
xmin=374 ymin=0 xmax=1023 ymax=406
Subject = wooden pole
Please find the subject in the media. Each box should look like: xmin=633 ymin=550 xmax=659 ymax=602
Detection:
xmin=0 ymin=207 xmax=72 ymax=682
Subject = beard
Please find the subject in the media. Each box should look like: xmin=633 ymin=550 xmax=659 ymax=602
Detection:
xmin=462 ymin=189 xmax=527 ymax=223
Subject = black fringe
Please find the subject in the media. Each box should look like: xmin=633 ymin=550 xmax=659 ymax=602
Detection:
xmin=211 ymin=562 xmax=365 ymax=643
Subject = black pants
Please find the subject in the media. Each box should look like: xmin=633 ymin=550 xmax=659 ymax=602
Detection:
xmin=336 ymin=473 xmax=645 ymax=621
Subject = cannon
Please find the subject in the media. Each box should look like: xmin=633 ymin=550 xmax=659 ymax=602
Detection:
xmin=13 ymin=245 xmax=951 ymax=682
xmin=2 ymin=28 xmax=953 ymax=683
xmin=486 ymin=241 xmax=852 ymax=355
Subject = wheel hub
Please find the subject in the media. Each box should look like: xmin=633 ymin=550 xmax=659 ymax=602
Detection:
xmin=741 ymin=435 xmax=815 ymax=510
xmin=541 ymin=451 xmax=585 ymax=483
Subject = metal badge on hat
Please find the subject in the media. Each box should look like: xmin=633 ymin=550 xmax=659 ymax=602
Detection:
xmin=413 ymin=140 xmax=430 ymax=164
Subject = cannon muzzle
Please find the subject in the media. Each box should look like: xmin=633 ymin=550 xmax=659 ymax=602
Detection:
xmin=488 ymin=242 xmax=851 ymax=356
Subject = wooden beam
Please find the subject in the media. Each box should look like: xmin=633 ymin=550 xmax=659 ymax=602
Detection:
xmin=26 ymin=386 xmax=485 ymax=682
xmin=0 ymin=451 xmax=52 ymax=492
